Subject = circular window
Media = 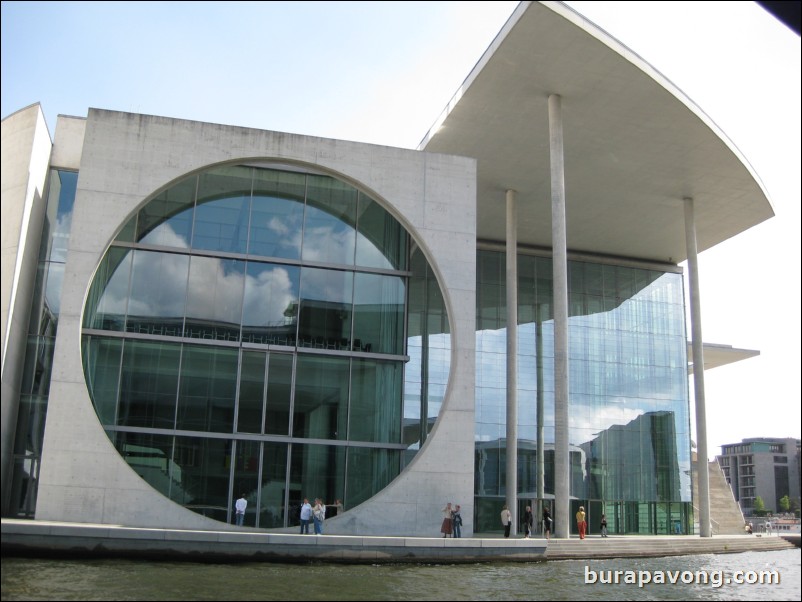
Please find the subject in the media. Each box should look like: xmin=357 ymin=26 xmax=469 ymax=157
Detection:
xmin=81 ymin=163 xmax=450 ymax=527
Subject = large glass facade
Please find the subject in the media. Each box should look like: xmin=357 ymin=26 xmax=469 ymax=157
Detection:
xmin=474 ymin=250 xmax=692 ymax=534
xmin=6 ymin=170 xmax=78 ymax=518
xmin=81 ymin=164 xmax=450 ymax=527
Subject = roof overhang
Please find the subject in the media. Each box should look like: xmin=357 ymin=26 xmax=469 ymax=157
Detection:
xmin=420 ymin=1 xmax=774 ymax=264
xmin=689 ymin=342 xmax=760 ymax=375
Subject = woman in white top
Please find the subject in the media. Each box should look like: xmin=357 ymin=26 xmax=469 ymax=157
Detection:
xmin=440 ymin=502 xmax=453 ymax=537
xmin=501 ymin=504 xmax=512 ymax=538
xmin=313 ymin=498 xmax=325 ymax=535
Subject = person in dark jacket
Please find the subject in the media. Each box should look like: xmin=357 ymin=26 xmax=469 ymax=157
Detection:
xmin=522 ymin=505 xmax=534 ymax=538
xmin=542 ymin=506 xmax=552 ymax=540
xmin=452 ymin=504 xmax=463 ymax=538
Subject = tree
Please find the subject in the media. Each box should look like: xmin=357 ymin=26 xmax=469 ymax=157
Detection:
xmin=753 ymin=496 xmax=766 ymax=516
xmin=779 ymin=495 xmax=790 ymax=513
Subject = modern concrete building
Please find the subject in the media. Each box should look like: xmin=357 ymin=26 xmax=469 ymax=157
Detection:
xmin=2 ymin=2 xmax=770 ymax=538
xmin=717 ymin=438 xmax=801 ymax=515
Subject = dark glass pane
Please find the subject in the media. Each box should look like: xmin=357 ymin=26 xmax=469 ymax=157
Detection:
xmin=477 ymin=251 xmax=505 ymax=330
xmin=172 ymin=435 xmax=231 ymax=522
xmin=83 ymin=247 xmax=131 ymax=331
xmin=288 ymin=443 xmax=345 ymax=524
xmin=115 ymin=217 xmax=136 ymax=243
xmin=82 ymin=336 xmax=123 ymax=426
xmin=535 ymin=256 xmax=553 ymax=318
xmin=13 ymin=394 xmax=48 ymax=458
xmin=232 ymin=440 xmax=260 ymax=527
xmin=20 ymin=335 xmax=55 ymax=397
xmin=185 ymin=256 xmax=245 ymax=342
xmin=265 ymin=353 xmax=292 ymax=436
xmin=237 ymin=351 xmax=265 ymax=434
xmin=260 ymin=442 xmax=288 ymax=528
xmin=27 ymin=264 xmax=47 ymax=336
xmin=9 ymin=393 xmax=46 ymax=516
xmin=241 ymin=262 xmax=299 ymax=345
xmin=349 ymin=359 xmax=402 ymax=443
xmin=43 ymin=262 xmax=64 ymax=322
xmin=137 ymin=176 xmax=196 ymax=247
xmin=8 ymin=455 xmax=39 ymax=518
xmin=355 ymin=194 xmax=407 ymax=270
xmin=126 ymin=250 xmax=189 ymax=337
xmin=192 ymin=166 xmax=252 ymax=254
xmin=292 ymin=355 xmax=349 ymax=440
xmin=176 ymin=345 xmax=238 ymax=433
xmin=302 ymin=174 xmax=356 ymax=265
xmin=297 ymin=267 xmax=352 ymax=350
xmin=111 ymin=431 xmax=175 ymax=499
xmin=517 ymin=255 xmax=536 ymax=325
xmin=346 ymin=447 xmax=399 ymax=508
xmin=248 ymin=169 xmax=305 ymax=260
xmin=117 ymin=340 xmax=180 ymax=429
xmin=29 ymin=262 xmax=64 ymax=336
xmin=352 ymin=273 xmax=404 ymax=355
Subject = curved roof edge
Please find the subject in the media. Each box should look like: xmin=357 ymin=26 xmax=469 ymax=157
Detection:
xmin=544 ymin=1 xmax=775 ymax=215
xmin=688 ymin=342 xmax=760 ymax=375
xmin=419 ymin=1 xmax=775 ymax=263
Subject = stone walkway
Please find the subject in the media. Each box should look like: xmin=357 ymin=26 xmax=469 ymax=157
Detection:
xmin=2 ymin=519 xmax=796 ymax=564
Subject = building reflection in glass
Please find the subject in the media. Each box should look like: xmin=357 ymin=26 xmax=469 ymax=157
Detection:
xmin=81 ymin=164 xmax=451 ymax=528
xmin=474 ymin=250 xmax=691 ymax=534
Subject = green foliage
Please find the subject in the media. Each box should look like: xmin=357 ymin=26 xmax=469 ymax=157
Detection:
xmin=752 ymin=496 xmax=768 ymax=516
xmin=778 ymin=495 xmax=790 ymax=512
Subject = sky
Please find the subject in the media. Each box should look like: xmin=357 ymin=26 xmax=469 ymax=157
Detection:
xmin=2 ymin=1 xmax=799 ymax=459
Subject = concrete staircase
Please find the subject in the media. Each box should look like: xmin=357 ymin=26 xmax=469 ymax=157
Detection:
xmin=693 ymin=460 xmax=747 ymax=535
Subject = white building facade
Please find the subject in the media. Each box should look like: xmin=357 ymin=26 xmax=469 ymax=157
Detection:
xmin=2 ymin=2 xmax=772 ymax=537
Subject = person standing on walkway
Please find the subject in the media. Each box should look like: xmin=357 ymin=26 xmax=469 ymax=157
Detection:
xmin=542 ymin=506 xmax=552 ymax=540
xmin=522 ymin=505 xmax=534 ymax=538
xmin=299 ymin=498 xmax=312 ymax=534
xmin=452 ymin=504 xmax=463 ymax=538
xmin=313 ymin=498 xmax=325 ymax=535
xmin=599 ymin=513 xmax=608 ymax=537
xmin=501 ymin=504 xmax=512 ymax=538
xmin=234 ymin=493 xmax=247 ymax=526
xmin=440 ymin=502 xmax=454 ymax=537
xmin=576 ymin=505 xmax=587 ymax=539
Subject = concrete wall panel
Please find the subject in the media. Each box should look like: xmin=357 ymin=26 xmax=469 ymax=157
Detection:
xmin=37 ymin=109 xmax=476 ymax=535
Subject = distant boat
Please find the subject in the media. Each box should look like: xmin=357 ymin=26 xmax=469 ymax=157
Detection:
xmin=770 ymin=518 xmax=801 ymax=534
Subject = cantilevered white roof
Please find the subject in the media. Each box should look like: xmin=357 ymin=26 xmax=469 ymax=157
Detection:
xmin=420 ymin=1 xmax=774 ymax=264
xmin=690 ymin=343 xmax=760 ymax=375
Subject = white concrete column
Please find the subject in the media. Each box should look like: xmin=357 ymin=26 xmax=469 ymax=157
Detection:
xmin=536 ymin=305 xmax=545 ymax=529
xmin=684 ymin=197 xmax=711 ymax=537
xmin=549 ymin=94 xmax=570 ymax=539
xmin=505 ymin=189 xmax=518 ymax=536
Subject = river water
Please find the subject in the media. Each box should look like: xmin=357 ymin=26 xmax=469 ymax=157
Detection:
xmin=1 ymin=549 xmax=799 ymax=601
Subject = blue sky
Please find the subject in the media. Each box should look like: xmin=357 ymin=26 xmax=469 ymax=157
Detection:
xmin=2 ymin=1 xmax=799 ymax=458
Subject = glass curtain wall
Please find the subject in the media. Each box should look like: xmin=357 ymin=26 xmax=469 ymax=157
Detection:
xmin=81 ymin=164 xmax=450 ymax=527
xmin=5 ymin=170 xmax=78 ymax=518
xmin=403 ymin=249 xmax=450 ymax=466
xmin=474 ymin=250 xmax=691 ymax=534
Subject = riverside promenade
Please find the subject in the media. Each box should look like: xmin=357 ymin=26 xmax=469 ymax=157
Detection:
xmin=1 ymin=519 xmax=797 ymax=564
